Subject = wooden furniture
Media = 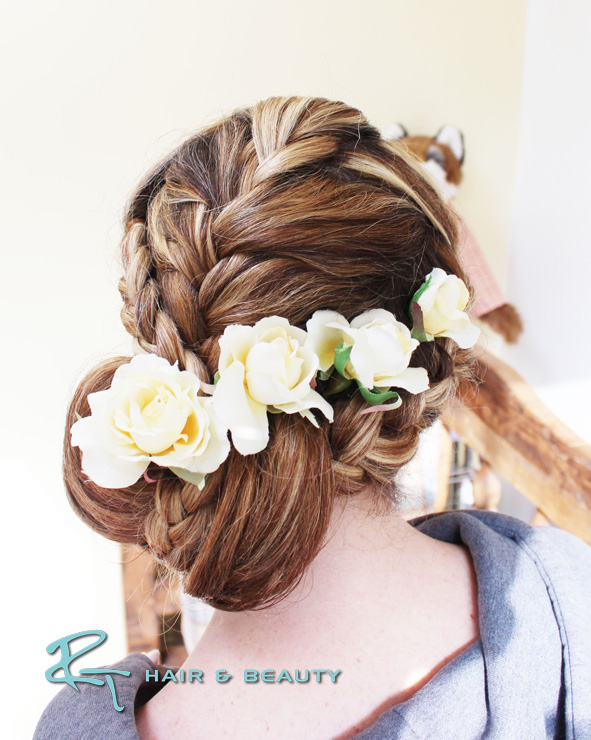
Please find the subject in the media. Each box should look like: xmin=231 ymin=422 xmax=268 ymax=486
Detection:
xmin=120 ymin=348 xmax=591 ymax=662
xmin=441 ymin=349 xmax=591 ymax=544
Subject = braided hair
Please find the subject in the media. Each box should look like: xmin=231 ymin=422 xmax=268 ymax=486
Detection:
xmin=63 ymin=96 xmax=475 ymax=611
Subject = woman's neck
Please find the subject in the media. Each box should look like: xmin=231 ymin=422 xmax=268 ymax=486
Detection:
xmin=189 ymin=490 xmax=474 ymax=661
xmin=141 ymin=493 xmax=480 ymax=740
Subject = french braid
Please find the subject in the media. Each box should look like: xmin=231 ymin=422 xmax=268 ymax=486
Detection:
xmin=63 ymin=96 xmax=476 ymax=610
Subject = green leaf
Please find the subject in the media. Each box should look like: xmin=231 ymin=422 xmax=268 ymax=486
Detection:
xmin=213 ymin=371 xmax=220 ymax=384
xmin=356 ymin=381 xmax=401 ymax=406
xmin=169 ymin=467 xmax=207 ymax=490
xmin=324 ymin=374 xmax=353 ymax=396
xmin=408 ymin=274 xmax=433 ymax=319
xmin=333 ymin=342 xmax=353 ymax=379
xmin=410 ymin=302 xmax=429 ymax=343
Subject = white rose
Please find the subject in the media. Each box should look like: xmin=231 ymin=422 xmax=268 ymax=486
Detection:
xmin=305 ymin=308 xmax=430 ymax=394
xmin=212 ymin=316 xmax=334 ymax=455
xmin=413 ymin=268 xmax=480 ymax=348
xmin=70 ymin=354 xmax=230 ymax=489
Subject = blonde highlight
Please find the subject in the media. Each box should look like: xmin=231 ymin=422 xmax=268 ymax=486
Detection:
xmin=63 ymin=95 xmax=476 ymax=611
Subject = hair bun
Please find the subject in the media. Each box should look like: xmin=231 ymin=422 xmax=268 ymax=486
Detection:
xmin=63 ymin=95 xmax=477 ymax=611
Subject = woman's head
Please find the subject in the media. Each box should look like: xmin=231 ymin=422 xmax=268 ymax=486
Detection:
xmin=63 ymin=95 xmax=475 ymax=611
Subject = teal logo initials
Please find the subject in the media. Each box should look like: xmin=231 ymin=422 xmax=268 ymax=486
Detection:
xmin=45 ymin=629 xmax=131 ymax=711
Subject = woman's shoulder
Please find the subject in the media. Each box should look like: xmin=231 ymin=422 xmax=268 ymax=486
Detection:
xmin=468 ymin=509 xmax=591 ymax=594
xmin=33 ymin=653 xmax=168 ymax=740
xmin=511 ymin=518 xmax=591 ymax=642
xmin=409 ymin=509 xmax=591 ymax=737
xmin=413 ymin=507 xmax=591 ymax=575
xmin=413 ymin=508 xmax=591 ymax=647
xmin=491 ymin=514 xmax=591 ymax=734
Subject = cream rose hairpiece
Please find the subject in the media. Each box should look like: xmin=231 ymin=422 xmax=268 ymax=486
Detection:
xmin=409 ymin=267 xmax=480 ymax=349
xmin=211 ymin=316 xmax=334 ymax=456
xmin=70 ymin=355 xmax=231 ymax=490
xmin=70 ymin=269 xmax=479 ymax=489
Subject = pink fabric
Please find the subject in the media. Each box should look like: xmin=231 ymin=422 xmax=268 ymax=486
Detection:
xmin=457 ymin=219 xmax=505 ymax=317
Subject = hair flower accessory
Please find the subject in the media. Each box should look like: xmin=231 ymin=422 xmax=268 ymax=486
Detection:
xmin=70 ymin=354 xmax=230 ymax=489
xmin=71 ymin=269 xmax=480 ymax=490
xmin=410 ymin=267 xmax=480 ymax=348
xmin=305 ymin=308 xmax=430 ymax=413
xmin=211 ymin=316 xmax=334 ymax=456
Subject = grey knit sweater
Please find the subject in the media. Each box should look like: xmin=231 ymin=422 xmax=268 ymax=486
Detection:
xmin=33 ymin=510 xmax=591 ymax=739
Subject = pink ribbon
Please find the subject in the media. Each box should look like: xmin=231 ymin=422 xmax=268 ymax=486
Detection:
xmin=357 ymin=402 xmax=401 ymax=417
xmin=143 ymin=469 xmax=158 ymax=484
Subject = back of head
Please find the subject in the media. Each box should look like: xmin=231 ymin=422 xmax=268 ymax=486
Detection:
xmin=63 ymin=95 xmax=475 ymax=611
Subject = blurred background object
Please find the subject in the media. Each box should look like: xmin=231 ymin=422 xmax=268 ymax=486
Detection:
xmin=384 ymin=121 xmax=524 ymax=345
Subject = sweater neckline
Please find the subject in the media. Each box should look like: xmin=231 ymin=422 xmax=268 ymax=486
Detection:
xmin=127 ymin=637 xmax=485 ymax=739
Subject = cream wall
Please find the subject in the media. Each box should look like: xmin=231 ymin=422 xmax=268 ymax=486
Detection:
xmin=503 ymin=0 xmax=591 ymax=442
xmin=2 ymin=1 xmax=528 ymax=737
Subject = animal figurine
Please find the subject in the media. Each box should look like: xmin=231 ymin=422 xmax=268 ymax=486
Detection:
xmin=384 ymin=123 xmax=523 ymax=344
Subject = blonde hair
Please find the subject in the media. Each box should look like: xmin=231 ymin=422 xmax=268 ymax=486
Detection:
xmin=63 ymin=96 xmax=475 ymax=611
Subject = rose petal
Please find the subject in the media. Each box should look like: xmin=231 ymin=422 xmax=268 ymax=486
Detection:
xmin=274 ymin=387 xmax=334 ymax=423
xmin=246 ymin=370 xmax=298 ymax=405
xmin=349 ymin=307 xmax=399 ymax=329
xmin=127 ymin=394 xmax=190 ymax=454
xmin=284 ymin=349 xmax=305 ymax=389
xmin=422 ymin=303 xmax=452 ymax=336
xmin=253 ymin=315 xmax=291 ymax=333
xmin=255 ymin=316 xmax=308 ymax=346
xmin=245 ymin=341 xmax=291 ymax=388
xmin=365 ymin=324 xmax=409 ymax=378
xmin=441 ymin=321 xmax=481 ymax=349
xmin=110 ymin=354 xmax=176 ymax=388
xmin=347 ymin=329 xmax=375 ymax=388
xmin=213 ymin=360 xmax=269 ymax=455
xmin=168 ymin=401 xmax=211 ymax=458
xmin=162 ymin=399 xmax=230 ymax=474
xmin=76 ymin=443 xmax=149 ymax=488
xmin=305 ymin=311 xmax=349 ymax=372
xmin=415 ymin=268 xmax=446 ymax=314
xmin=70 ymin=414 xmax=101 ymax=449
xmin=218 ymin=325 xmax=256 ymax=370
xmin=190 ymin=401 xmax=231 ymax=473
xmin=379 ymin=366 xmax=430 ymax=394
xmin=435 ymin=278 xmax=463 ymax=317
xmin=294 ymin=346 xmax=320 ymax=391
